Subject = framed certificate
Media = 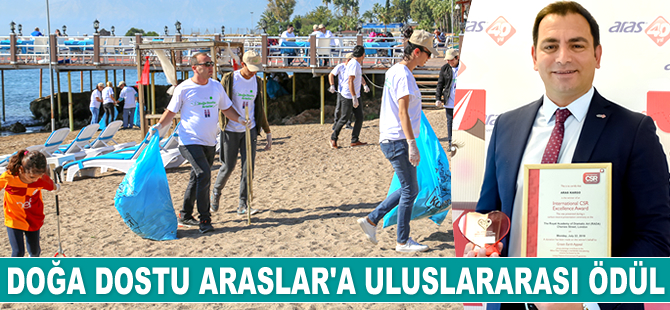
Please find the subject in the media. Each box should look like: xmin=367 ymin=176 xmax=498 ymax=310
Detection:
xmin=521 ymin=163 xmax=612 ymax=257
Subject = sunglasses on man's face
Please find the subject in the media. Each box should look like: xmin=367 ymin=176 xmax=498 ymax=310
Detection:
xmin=195 ymin=61 xmax=215 ymax=67
xmin=418 ymin=46 xmax=431 ymax=57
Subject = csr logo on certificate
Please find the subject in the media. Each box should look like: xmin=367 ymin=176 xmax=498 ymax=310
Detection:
xmin=521 ymin=163 xmax=612 ymax=257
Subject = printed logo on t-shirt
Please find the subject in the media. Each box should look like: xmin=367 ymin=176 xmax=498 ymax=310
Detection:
xmin=16 ymin=198 xmax=32 ymax=209
xmin=204 ymin=109 xmax=211 ymax=118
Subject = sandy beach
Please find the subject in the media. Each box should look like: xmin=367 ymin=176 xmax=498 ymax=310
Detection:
xmin=0 ymin=109 xmax=460 ymax=310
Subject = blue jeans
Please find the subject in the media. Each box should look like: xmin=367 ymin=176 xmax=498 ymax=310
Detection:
xmin=367 ymin=139 xmax=418 ymax=244
xmin=7 ymin=227 xmax=40 ymax=257
xmin=90 ymin=107 xmax=99 ymax=124
xmin=123 ymin=108 xmax=135 ymax=128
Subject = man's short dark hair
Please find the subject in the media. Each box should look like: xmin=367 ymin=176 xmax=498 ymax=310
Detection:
xmin=532 ymin=1 xmax=600 ymax=48
xmin=288 ymin=24 xmax=294 ymax=28
xmin=352 ymin=45 xmax=365 ymax=57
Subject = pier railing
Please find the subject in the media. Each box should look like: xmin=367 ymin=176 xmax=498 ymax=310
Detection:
xmin=0 ymin=33 xmax=459 ymax=70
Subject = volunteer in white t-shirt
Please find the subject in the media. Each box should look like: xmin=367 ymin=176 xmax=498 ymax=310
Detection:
xmin=357 ymin=30 xmax=437 ymax=253
xmin=101 ymin=81 xmax=117 ymax=126
xmin=211 ymin=50 xmax=272 ymax=215
xmin=330 ymin=45 xmax=370 ymax=148
xmin=152 ymin=52 xmax=247 ymax=234
xmin=328 ymin=53 xmax=353 ymax=129
xmin=280 ymin=24 xmax=297 ymax=66
xmin=89 ymin=83 xmax=104 ymax=124
xmin=118 ymin=81 xmax=138 ymax=129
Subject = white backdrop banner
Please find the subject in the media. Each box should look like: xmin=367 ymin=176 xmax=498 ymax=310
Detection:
xmin=451 ymin=0 xmax=670 ymax=220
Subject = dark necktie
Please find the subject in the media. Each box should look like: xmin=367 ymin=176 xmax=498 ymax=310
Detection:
xmin=541 ymin=108 xmax=572 ymax=164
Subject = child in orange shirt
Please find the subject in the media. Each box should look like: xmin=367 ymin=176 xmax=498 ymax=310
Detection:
xmin=0 ymin=150 xmax=59 ymax=257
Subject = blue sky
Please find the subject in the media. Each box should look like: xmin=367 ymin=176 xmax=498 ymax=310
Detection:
xmin=2 ymin=0 xmax=378 ymax=36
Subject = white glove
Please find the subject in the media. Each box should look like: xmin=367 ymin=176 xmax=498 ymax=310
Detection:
xmin=265 ymin=132 xmax=272 ymax=151
xmin=363 ymin=84 xmax=370 ymax=93
xmin=435 ymin=100 xmax=444 ymax=108
xmin=328 ymin=85 xmax=336 ymax=93
xmin=150 ymin=123 xmax=162 ymax=134
xmin=352 ymin=97 xmax=359 ymax=109
xmin=52 ymin=183 xmax=61 ymax=195
xmin=238 ymin=117 xmax=251 ymax=128
xmin=408 ymin=139 xmax=420 ymax=167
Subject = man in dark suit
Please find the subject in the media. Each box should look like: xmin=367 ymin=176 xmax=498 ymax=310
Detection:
xmin=469 ymin=2 xmax=670 ymax=309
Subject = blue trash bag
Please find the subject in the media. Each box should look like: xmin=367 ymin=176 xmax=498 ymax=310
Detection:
xmin=133 ymin=102 xmax=145 ymax=128
xmin=266 ymin=78 xmax=289 ymax=99
xmin=382 ymin=111 xmax=452 ymax=228
xmin=98 ymin=108 xmax=119 ymax=131
xmin=114 ymin=132 xmax=178 ymax=240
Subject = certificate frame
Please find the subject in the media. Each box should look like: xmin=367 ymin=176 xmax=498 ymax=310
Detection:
xmin=521 ymin=163 xmax=612 ymax=257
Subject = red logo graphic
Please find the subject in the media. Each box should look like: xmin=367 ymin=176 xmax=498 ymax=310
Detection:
xmin=457 ymin=61 xmax=466 ymax=77
xmin=647 ymin=91 xmax=670 ymax=133
xmin=486 ymin=16 xmax=516 ymax=46
xmin=583 ymin=173 xmax=600 ymax=184
xmin=454 ymin=89 xmax=486 ymax=131
xmin=645 ymin=16 xmax=670 ymax=46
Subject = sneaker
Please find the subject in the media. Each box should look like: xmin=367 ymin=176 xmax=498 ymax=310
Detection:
xmin=396 ymin=237 xmax=429 ymax=253
xmin=210 ymin=192 xmax=221 ymax=212
xmin=237 ymin=205 xmax=259 ymax=215
xmin=357 ymin=217 xmax=378 ymax=245
xmin=199 ymin=223 xmax=214 ymax=234
xmin=178 ymin=217 xmax=199 ymax=227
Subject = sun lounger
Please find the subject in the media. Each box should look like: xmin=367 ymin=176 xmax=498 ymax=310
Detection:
xmin=63 ymin=128 xmax=185 ymax=182
xmin=0 ymin=128 xmax=71 ymax=168
xmin=81 ymin=120 xmax=136 ymax=158
xmin=54 ymin=124 xmax=100 ymax=159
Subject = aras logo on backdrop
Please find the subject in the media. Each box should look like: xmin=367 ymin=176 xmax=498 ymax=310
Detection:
xmin=454 ymin=89 xmax=486 ymax=131
xmin=486 ymin=16 xmax=516 ymax=46
xmin=645 ymin=16 xmax=670 ymax=46
xmin=647 ymin=91 xmax=670 ymax=133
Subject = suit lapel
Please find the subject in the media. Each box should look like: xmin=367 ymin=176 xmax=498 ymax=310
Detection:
xmin=502 ymin=97 xmax=542 ymax=208
xmin=573 ymin=89 xmax=611 ymax=162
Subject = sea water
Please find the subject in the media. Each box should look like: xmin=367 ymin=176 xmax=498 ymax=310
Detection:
xmin=0 ymin=69 xmax=169 ymax=135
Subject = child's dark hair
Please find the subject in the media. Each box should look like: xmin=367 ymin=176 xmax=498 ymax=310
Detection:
xmin=7 ymin=150 xmax=47 ymax=176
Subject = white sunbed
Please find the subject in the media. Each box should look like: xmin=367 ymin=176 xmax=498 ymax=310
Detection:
xmin=53 ymin=123 xmax=100 ymax=159
xmin=80 ymin=120 xmax=137 ymax=158
xmin=62 ymin=127 xmax=185 ymax=182
xmin=0 ymin=127 xmax=71 ymax=168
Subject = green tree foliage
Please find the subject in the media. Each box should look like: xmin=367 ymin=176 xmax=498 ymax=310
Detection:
xmin=333 ymin=0 xmax=359 ymax=19
xmin=410 ymin=0 xmax=434 ymax=31
xmin=268 ymin=0 xmax=296 ymax=23
xmin=125 ymin=27 xmax=146 ymax=36
xmin=145 ymin=31 xmax=160 ymax=36
xmin=298 ymin=6 xmax=334 ymax=35
xmin=389 ymin=0 xmax=411 ymax=24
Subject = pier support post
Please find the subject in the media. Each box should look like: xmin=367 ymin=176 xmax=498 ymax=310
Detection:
xmin=292 ymin=74 xmax=296 ymax=102
xmin=1 ymin=70 xmax=4 ymax=122
xmin=67 ymin=72 xmax=73 ymax=130
xmin=320 ymin=75 xmax=324 ymax=125
xmin=135 ymin=34 xmax=147 ymax=136
xmin=39 ymin=69 xmax=43 ymax=98
xmin=80 ymin=71 xmax=83 ymax=92
xmin=263 ymin=72 xmax=268 ymax=117
xmin=150 ymin=72 xmax=156 ymax=114
xmin=56 ymin=71 xmax=61 ymax=117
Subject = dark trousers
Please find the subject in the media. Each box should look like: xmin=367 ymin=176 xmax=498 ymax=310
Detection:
xmin=331 ymin=97 xmax=363 ymax=143
xmin=103 ymin=103 xmax=115 ymax=125
xmin=178 ymin=144 xmax=216 ymax=224
xmin=213 ymin=128 xmax=257 ymax=207
xmin=7 ymin=227 xmax=40 ymax=257
xmin=446 ymin=108 xmax=453 ymax=147
xmin=333 ymin=93 xmax=353 ymax=126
